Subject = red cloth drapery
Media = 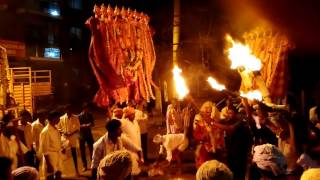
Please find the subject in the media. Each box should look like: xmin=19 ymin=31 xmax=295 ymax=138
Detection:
xmin=86 ymin=6 xmax=156 ymax=107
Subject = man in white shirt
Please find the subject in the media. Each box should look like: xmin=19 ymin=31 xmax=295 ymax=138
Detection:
xmin=39 ymin=111 xmax=63 ymax=179
xmin=135 ymin=102 xmax=148 ymax=160
xmin=0 ymin=113 xmax=15 ymax=160
xmin=91 ymin=119 xmax=142 ymax=180
xmin=31 ymin=111 xmax=46 ymax=169
xmin=57 ymin=105 xmax=80 ymax=175
xmin=17 ymin=110 xmax=35 ymax=167
xmin=17 ymin=110 xmax=33 ymax=150
xmin=121 ymin=107 xmax=142 ymax=150
xmin=1 ymin=114 xmax=28 ymax=170
xmin=153 ymin=133 xmax=188 ymax=163
xmin=31 ymin=111 xmax=46 ymax=152
xmin=121 ymin=106 xmax=144 ymax=175
xmin=150 ymin=133 xmax=188 ymax=176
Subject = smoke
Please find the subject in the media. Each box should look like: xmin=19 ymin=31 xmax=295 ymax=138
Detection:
xmin=220 ymin=0 xmax=320 ymax=52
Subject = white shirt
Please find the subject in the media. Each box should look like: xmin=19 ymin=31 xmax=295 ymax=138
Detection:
xmin=39 ymin=124 xmax=62 ymax=155
xmin=160 ymin=133 xmax=188 ymax=162
xmin=135 ymin=109 xmax=148 ymax=134
xmin=39 ymin=123 xmax=62 ymax=173
xmin=57 ymin=113 xmax=80 ymax=147
xmin=91 ymin=133 xmax=141 ymax=169
xmin=0 ymin=133 xmax=11 ymax=158
xmin=31 ymin=119 xmax=45 ymax=151
xmin=18 ymin=122 xmax=33 ymax=150
xmin=121 ymin=118 xmax=141 ymax=149
xmin=0 ymin=133 xmax=28 ymax=170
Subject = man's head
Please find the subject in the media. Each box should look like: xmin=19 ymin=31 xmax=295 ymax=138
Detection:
xmin=12 ymin=166 xmax=39 ymax=180
xmin=35 ymin=110 xmax=47 ymax=124
xmin=106 ymin=119 xmax=122 ymax=139
xmin=1 ymin=113 xmax=15 ymax=127
xmin=19 ymin=110 xmax=32 ymax=124
xmin=254 ymin=102 xmax=270 ymax=124
xmin=123 ymin=107 xmax=135 ymax=121
xmin=47 ymin=111 xmax=61 ymax=125
xmin=64 ymin=105 xmax=73 ymax=117
xmin=200 ymin=101 xmax=213 ymax=119
xmin=97 ymin=150 xmax=132 ymax=180
xmin=225 ymin=105 xmax=237 ymax=120
xmin=196 ymin=160 xmax=233 ymax=180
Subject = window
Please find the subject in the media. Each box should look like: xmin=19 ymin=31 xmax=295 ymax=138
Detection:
xmin=69 ymin=0 xmax=82 ymax=10
xmin=44 ymin=48 xmax=60 ymax=59
xmin=47 ymin=3 xmax=60 ymax=17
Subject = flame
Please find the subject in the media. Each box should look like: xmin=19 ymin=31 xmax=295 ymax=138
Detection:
xmin=240 ymin=90 xmax=263 ymax=101
xmin=226 ymin=35 xmax=262 ymax=71
xmin=173 ymin=66 xmax=189 ymax=100
xmin=207 ymin=77 xmax=226 ymax=91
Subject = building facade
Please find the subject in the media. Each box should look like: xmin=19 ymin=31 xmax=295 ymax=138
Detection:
xmin=0 ymin=0 xmax=96 ymax=110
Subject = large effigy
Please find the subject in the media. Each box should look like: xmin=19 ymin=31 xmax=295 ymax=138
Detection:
xmin=86 ymin=5 xmax=156 ymax=107
xmin=242 ymin=27 xmax=292 ymax=102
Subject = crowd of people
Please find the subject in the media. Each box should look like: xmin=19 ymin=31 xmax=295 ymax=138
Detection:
xmin=0 ymin=101 xmax=149 ymax=180
xmin=1 ymin=95 xmax=320 ymax=180
xmin=0 ymin=103 xmax=97 ymax=179
xmin=161 ymin=96 xmax=320 ymax=180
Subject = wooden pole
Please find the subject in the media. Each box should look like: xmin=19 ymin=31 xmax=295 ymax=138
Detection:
xmin=173 ymin=0 xmax=180 ymax=66
xmin=172 ymin=0 xmax=180 ymax=100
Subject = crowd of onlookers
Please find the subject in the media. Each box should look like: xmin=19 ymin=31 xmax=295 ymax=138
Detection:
xmin=162 ymin=96 xmax=320 ymax=180
xmin=1 ymin=95 xmax=320 ymax=180
xmin=0 ymin=103 xmax=96 ymax=179
xmin=0 ymin=101 xmax=149 ymax=180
